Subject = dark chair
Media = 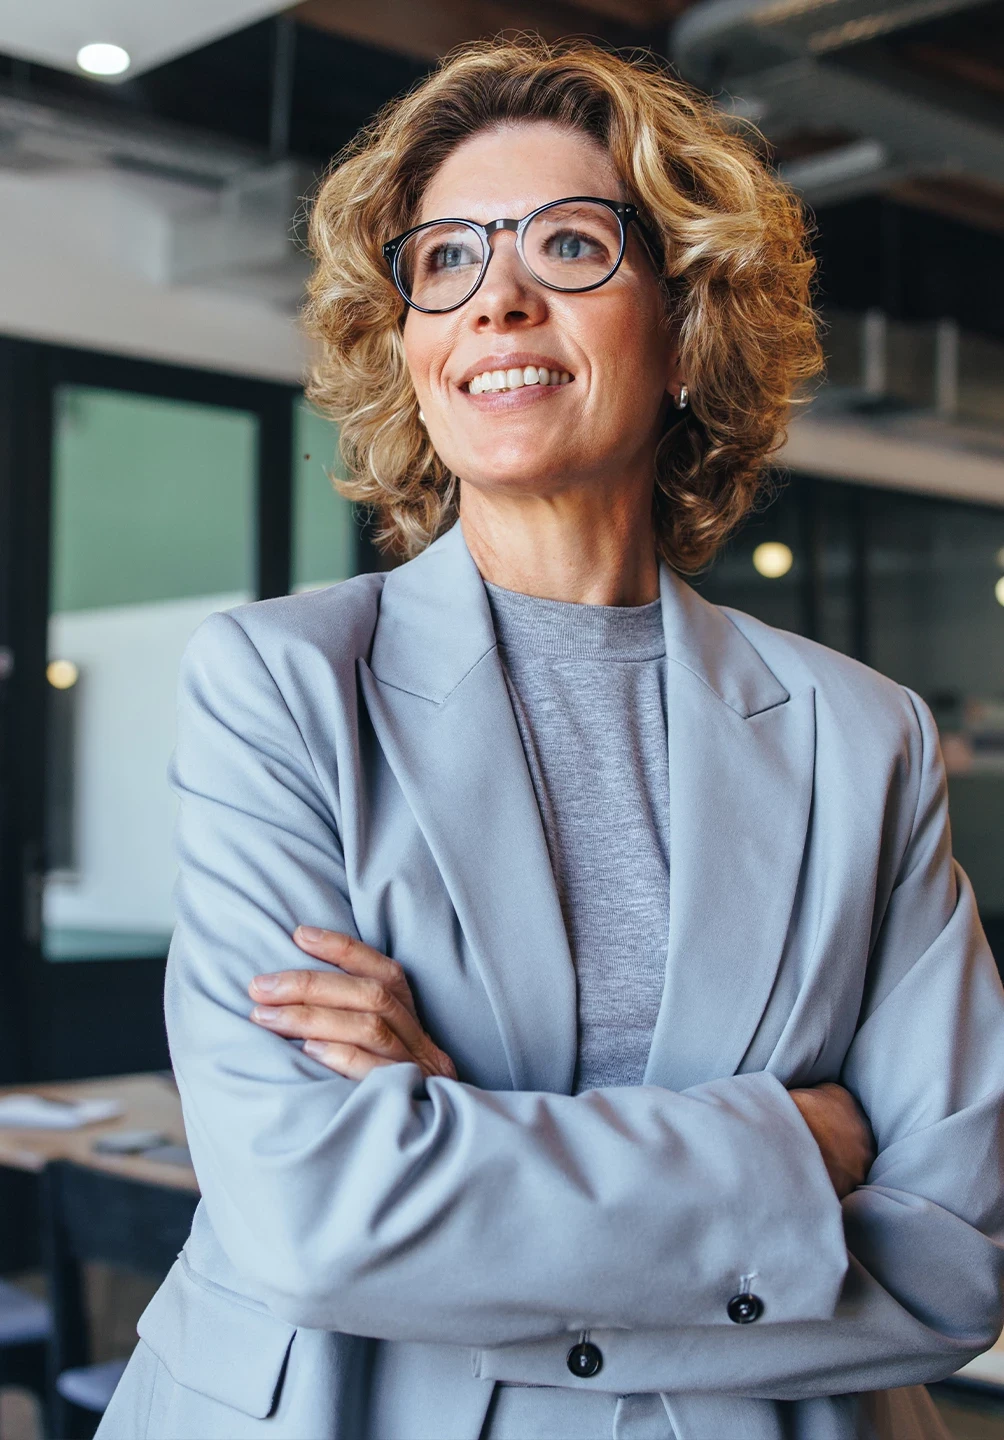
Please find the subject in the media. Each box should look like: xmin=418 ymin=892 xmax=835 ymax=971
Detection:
xmin=41 ymin=1162 xmax=199 ymax=1440
xmin=0 ymin=1277 xmax=51 ymax=1438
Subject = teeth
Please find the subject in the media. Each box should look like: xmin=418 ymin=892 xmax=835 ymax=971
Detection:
xmin=467 ymin=366 xmax=572 ymax=394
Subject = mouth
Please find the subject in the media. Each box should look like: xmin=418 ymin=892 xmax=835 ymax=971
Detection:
xmin=462 ymin=360 xmax=573 ymax=395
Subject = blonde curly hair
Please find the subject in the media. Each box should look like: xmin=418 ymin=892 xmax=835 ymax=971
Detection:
xmin=303 ymin=36 xmax=821 ymax=571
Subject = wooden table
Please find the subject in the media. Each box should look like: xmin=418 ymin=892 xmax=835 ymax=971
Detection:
xmin=0 ymin=1073 xmax=198 ymax=1193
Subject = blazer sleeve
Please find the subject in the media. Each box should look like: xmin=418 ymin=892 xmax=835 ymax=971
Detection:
xmin=475 ymin=692 xmax=1004 ymax=1395
xmin=166 ymin=610 xmax=846 ymax=1345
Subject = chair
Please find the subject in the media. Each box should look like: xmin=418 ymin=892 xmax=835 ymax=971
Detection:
xmin=41 ymin=1161 xmax=199 ymax=1440
xmin=0 ymin=1277 xmax=51 ymax=1438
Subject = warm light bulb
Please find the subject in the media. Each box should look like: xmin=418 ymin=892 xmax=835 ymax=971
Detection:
xmin=995 ymin=576 xmax=1004 ymax=609
xmin=76 ymin=43 xmax=131 ymax=77
xmin=47 ymin=659 xmax=79 ymax=689
xmin=752 ymin=541 xmax=794 ymax=579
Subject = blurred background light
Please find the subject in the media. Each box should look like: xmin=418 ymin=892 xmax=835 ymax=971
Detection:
xmin=76 ymin=43 xmax=130 ymax=77
xmin=47 ymin=658 xmax=79 ymax=689
xmin=995 ymin=576 xmax=1004 ymax=608
xmin=752 ymin=541 xmax=794 ymax=579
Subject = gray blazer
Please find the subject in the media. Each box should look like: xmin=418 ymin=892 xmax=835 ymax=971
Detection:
xmin=98 ymin=520 xmax=1004 ymax=1440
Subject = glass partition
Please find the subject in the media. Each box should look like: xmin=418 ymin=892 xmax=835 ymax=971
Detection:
xmin=291 ymin=400 xmax=356 ymax=591
xmin=698 ymin=473 xmax=1004 ymax=954
xmin=44 ymin=386 xmax=257 ymax=962
xmin=862 ymin=489 xmax=1004 ymax=922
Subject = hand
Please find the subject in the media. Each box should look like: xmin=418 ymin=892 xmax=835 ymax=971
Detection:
xmin=249 ymin=928 xmax=458 ymax=1083
xmin=788 ymin=1082 xmax=876 ymax=1199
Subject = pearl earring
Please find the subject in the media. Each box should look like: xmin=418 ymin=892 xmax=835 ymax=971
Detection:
xmin=674 ymin=385 xmax=689 ymax=411
xmin=418 ymin=409 xmax=426 ymax=425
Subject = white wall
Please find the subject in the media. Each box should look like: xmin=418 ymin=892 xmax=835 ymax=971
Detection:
xmin=44 ymin=592 xmax=246 ymax=937
xmin=0 ymin=168 xmax=308 ymax=382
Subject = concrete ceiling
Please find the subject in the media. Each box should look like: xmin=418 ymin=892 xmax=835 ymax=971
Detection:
xmin=0 ymin=0 xmax=291 ymax=80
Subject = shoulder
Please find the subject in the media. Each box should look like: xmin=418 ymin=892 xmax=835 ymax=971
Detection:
xmin=182 ymin=572 xmax=388 ymax=684
xmin=718 ymin=602 xmax=932 ymax=757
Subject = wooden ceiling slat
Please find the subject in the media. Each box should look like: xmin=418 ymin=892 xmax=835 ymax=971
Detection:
xmin=291 ymin=0 xmax=676 ymax=63
xmin=890 ymin=175 xmax=1004 ymax=238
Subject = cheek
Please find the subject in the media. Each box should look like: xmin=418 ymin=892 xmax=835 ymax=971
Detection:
xmin=573 ymin=288 xmax=670 ymax=386
xmin=402 ymin=315 xmax=457 ymax=399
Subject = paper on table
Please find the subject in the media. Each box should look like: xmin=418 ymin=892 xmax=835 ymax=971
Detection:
xmin=0 ymin=1094 xmax=124 ymax=1130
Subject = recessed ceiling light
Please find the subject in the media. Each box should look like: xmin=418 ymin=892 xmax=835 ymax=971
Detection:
xmin=47 ymin=659 xmax=79 ymax=690
xmin=752 ymin=541 xmax=794 ymax=579
xmin=76 ymin=43 xmax=131 ymax=78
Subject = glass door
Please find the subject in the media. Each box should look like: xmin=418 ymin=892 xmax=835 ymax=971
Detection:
xmin=0 ymin=340 xmax=298 ymax=1081
xmin=43 ymin=386 xmax=258 ymax=965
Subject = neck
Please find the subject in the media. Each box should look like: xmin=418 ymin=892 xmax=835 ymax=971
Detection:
xmin=459 ymin=480 xmax=660 ymax=606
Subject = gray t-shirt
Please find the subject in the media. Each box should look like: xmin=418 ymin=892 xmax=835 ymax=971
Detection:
xmin=486 ymin=581 xmax=671 ymax=1092
xmin=481 ymin=581 xmax=675 ymax=1440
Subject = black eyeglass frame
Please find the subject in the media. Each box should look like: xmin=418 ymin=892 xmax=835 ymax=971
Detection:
xmin=382 ymin=196 xmax=641 ymax=314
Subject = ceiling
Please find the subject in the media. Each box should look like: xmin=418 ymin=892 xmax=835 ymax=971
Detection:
xmin=0 ymin=0 xmax=1001 ymax=339
xmin=0 ymin=0 xmax=290 ymax=79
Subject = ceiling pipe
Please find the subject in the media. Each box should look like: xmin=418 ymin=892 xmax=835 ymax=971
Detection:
xmin=671 ymin=0 xmax=1004 ymax=203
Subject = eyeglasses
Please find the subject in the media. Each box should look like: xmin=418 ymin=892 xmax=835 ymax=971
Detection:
xmin=382 ymin=196 xmax=640 ymax=314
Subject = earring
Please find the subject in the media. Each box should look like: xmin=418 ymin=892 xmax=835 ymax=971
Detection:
xmin=418 ymin=409 xmax=426 ymax=425
xmin=674 ymin=385 xmax=689 ymax=411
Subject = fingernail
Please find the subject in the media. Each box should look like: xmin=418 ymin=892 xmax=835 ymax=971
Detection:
xmin=303 ymin=1040 xmax=326 ymax=1058
xmin=296 ymin=927 xmax=325 ymax=943
xmin=252 ymin=974 xmax=280 ymax=993
xmin=252 ymin=1006 xmax=282 ymax=1023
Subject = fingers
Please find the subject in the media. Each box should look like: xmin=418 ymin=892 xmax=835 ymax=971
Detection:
xmin=250 ymin=966 xmax=430 ymax=1060
xmin=301 ymin=1041 xmax=397 ymax=1081
xmin=249 ymin=929 xmax=458 ymax=1084
xmin=291 ymin=928 xmax=419 ymax=1020
xmin=251 ymin=1002 xmax=414 ymax=1063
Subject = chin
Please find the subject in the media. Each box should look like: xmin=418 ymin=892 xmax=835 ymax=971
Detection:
xmin=454 ymin=442 xmax=578 ymax=496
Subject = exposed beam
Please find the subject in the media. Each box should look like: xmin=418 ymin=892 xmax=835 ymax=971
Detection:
xmin=890 ymin=175 xmax=1004 ymax=238
xmin=291 ymin=0 xmax=673 ymax=62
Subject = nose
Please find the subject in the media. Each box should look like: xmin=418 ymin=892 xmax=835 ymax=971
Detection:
xmin=469 ymin=230 xmax=548 ymax=331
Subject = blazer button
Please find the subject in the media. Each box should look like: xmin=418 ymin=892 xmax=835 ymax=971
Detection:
xmin=566 ymin=1341 xmax=603 ymax=1378
xmin=727 ymin=1293 xmax=764 ymax=1324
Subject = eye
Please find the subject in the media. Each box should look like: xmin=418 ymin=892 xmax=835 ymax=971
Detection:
xmin=543 ymin=228 xmax=607 ymax=263
xmin=423 ymin=240 xmax=480 ymax=273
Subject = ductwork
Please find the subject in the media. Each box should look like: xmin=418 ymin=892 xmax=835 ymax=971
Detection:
xmin=0 ymin=89 xmax=311 ymax=304
xmin=672 ymin=0 xmax=1004 ymax=204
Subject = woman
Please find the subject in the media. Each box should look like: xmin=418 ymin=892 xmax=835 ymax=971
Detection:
xmin=98 ymin=38 xmax=1004 ymax=1440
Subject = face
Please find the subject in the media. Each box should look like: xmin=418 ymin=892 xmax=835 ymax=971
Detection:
xmin=401 ymin=122 xmax=681 ymax=507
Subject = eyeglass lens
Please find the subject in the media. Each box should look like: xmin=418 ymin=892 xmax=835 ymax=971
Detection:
xmin=395 ymin=200 xmax=624 ymax=311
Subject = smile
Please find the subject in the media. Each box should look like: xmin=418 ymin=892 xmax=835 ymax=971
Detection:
xmin=467 ymin=366 xmax=572 ymax=394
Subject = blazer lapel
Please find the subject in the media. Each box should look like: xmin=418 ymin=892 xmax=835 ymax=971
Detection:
xmin=644 ymin=572 xmax=816 ymax=1092
xmin=359 ymin=523 xmax=577 ymax=1095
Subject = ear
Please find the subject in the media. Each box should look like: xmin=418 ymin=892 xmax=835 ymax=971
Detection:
xmin=665 ymin=337 xmax=686 ymax=407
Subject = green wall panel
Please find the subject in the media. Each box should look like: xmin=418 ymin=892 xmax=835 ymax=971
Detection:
xmin=292 ymin=401 xmax=356 ymax=589
xmin=51 ymin=386 xmax=256 ymax=612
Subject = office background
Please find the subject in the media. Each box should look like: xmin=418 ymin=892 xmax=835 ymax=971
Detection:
xmin=0 ymin=4 xmax=1002 ymax=1434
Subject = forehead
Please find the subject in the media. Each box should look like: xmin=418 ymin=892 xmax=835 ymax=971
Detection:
xmin=417 ymin=122 xmax=622 ymax=223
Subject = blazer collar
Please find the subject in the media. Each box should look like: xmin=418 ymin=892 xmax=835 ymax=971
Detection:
xmin=369 ymin=522 xmax=496 ymax=703
xmin=364 ymin=519 xmax=810 ymax=1095
xmin=371 ymin=519 xmax=789 ymax=719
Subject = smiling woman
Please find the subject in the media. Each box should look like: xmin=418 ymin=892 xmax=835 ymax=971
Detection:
xmin=96 ymin=33 xmax=1004 ymax=1440
xmin=303 ymin=38 xmax=821 ymax=572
